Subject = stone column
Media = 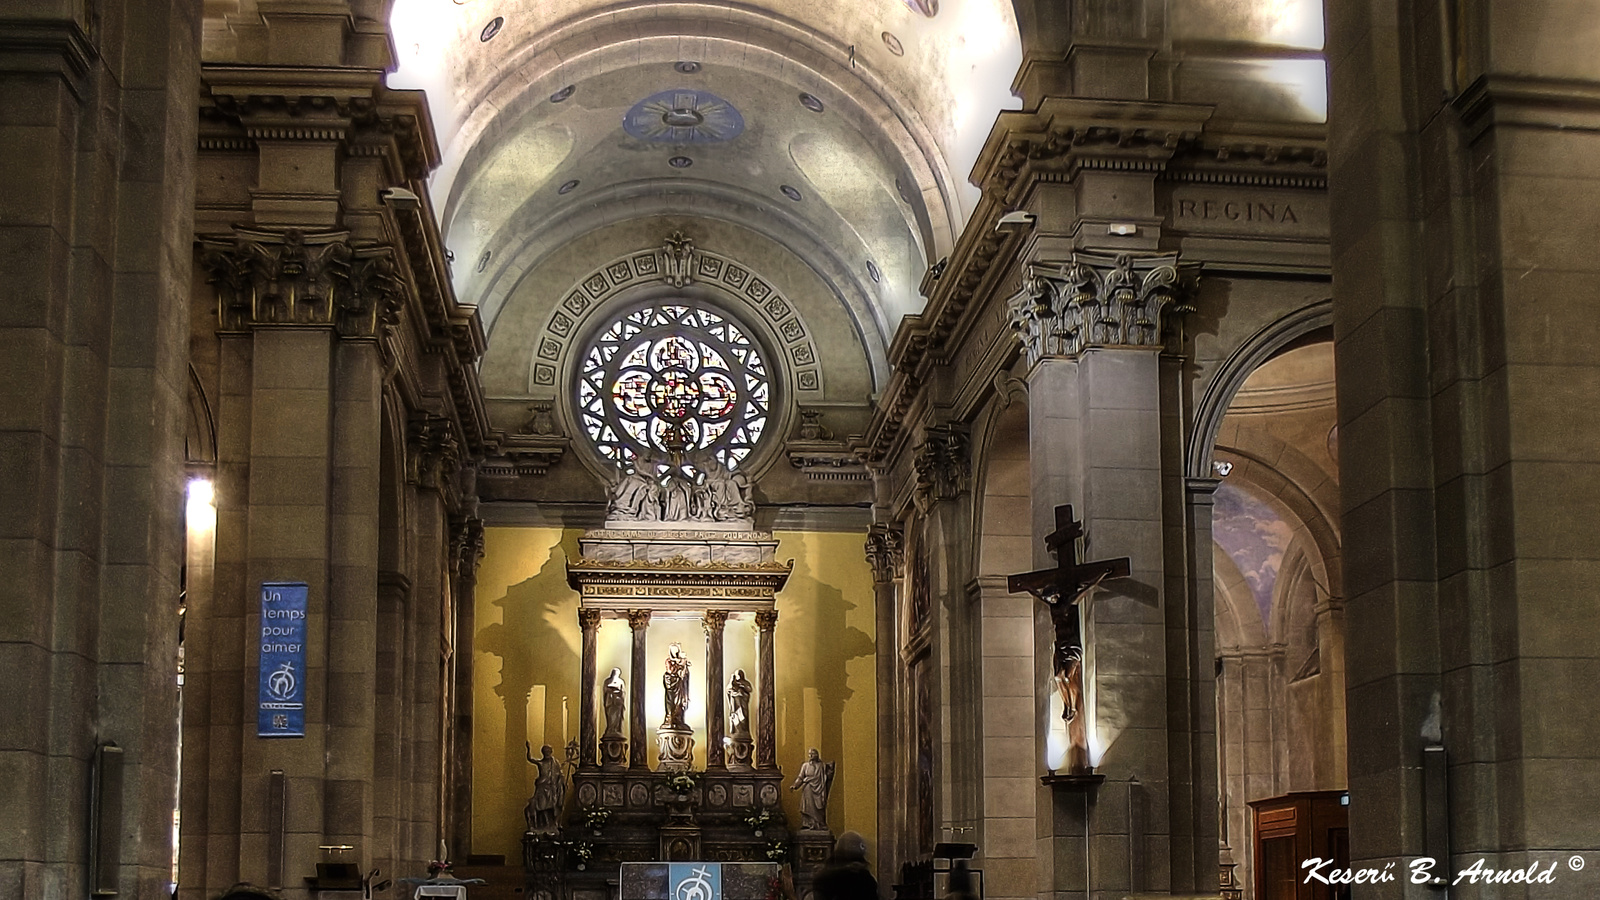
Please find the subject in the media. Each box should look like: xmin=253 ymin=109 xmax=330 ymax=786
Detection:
xmin=865 ymin=524 xmax=905 ymax=882
xmin=755 ymin=610 xmax=779 ymax=769
xmin=449 ymin=518 xmax=484 ymax=859
xmin=628 ymin=610 xmax=651 ymax=769
xmin=1011 ymin=247 xmax=1211 ymax=897
xmin=579 ymin=608 xmax=602 ymax=769
xmin=704 ymin=611 xmax=729 ymax=769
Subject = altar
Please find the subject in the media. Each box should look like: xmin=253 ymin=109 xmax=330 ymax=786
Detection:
xmin=521 ymin=445 xmax=836 ymax=900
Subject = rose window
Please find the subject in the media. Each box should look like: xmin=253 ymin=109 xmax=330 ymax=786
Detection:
xmin=576 ymin=303 xmax=770 ymax=468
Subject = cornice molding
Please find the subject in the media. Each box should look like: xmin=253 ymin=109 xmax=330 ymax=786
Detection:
xmin=1454 ymin=73 xmax=1600 ymax=142
xmin=0 ymin=18 xmax=96 ymax=89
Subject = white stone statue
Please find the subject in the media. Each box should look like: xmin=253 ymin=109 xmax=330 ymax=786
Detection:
xmin=791 ymin=747 xmax=835 ymax=831
xmin=689 ymin=451 xmax=754 ymax=522
xmin=727 ymin=668 xmax=752 ymax=738
xmin=607 ymin=461 xmax=660 ymax=522
xmin=662 ymin=643 xmax=691 ymax=730
xmin=660 ymin=469 xmax=694 ymax=522
xmin=525 ymin=742 xmax=565 ymax=832
xmin=603 ymin=667 xmax=625 ymax=738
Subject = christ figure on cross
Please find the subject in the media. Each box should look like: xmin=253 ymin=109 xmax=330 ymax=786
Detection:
xmin=1009 ymin=504 xmax=1130 ymax=775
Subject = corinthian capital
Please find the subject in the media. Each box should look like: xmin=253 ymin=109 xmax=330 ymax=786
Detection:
xmin=913 ymin=424 xmax=971 ymax=513
xmin=864 ymin=524 xmax=905 ymax=584
xmin=1008 ymin=251 xmax=1200 ymax=366
xmin=198 ymin=227 xmax=403 ymax=338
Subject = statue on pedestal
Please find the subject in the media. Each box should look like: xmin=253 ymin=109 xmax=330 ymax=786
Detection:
xmin=657 ymin=643 xmax=695 ymax=770
xmin=524 ymin=742 xmax=566 ymax=833
xmin=603 ymin=667 xmax=626 ymax=736
xmin=791 ymin=748 xmax=835 ymax=831
xmin=600 ymin=667 xmax=628 ymax=770
xmin=662 ymin=644 xmax=691 ymax=729
xmin=727 ymin=668 xmax=754 ymax=770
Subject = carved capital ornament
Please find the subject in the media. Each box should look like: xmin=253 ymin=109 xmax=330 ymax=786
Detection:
xmin=1009 ymin=251 xmax=1200 ymax=366
xmin=199 ymin=228 xmax=404 ymax=339
xmin=864 ymin=524 xmax=905 ymax=584
xmin=912 ymin=424 xmax=971 ymax=512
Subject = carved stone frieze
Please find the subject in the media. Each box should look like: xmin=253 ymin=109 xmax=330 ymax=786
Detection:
xmin=864 ymin=524 xmax=905 ymax=584
xmin=199 ymin=228 xmax=403 ymax=338
xmin=1008 ymin=250 xmax=1200 ymax=367
xmin=912 ymin=424 xmax=970 ymax=512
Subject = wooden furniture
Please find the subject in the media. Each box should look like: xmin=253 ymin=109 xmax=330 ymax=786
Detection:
xmin=1249 ymin=791 xmax=1350 ymax=900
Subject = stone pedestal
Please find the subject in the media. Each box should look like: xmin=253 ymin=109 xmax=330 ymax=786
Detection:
xmin=727 ymin=735 xmax=754 ymax=771
xmin=657 ymin=727 xmax=696 ymax=772
xmin=791 ymin=831 xmax=835 ymax=899
xmin=601 ymin=736 xmax=628 ymax=771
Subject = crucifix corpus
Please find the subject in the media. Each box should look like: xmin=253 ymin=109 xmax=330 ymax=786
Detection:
xmin=1008 ymin=504 xmax=1131 ymax=775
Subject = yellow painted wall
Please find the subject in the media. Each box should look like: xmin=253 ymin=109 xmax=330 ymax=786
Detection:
xmin=472 ymin=527 xmax=878 ymax=862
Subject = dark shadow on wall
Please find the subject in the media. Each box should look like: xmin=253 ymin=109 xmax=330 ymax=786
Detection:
xmin=476 ymin=538 xmax=581 ymax=816
xmin=785 ymin=547 xmax=875 ymax=833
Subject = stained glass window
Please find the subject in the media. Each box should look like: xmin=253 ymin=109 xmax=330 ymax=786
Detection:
xmin=576 ymin=303 xmax=771 ymax=468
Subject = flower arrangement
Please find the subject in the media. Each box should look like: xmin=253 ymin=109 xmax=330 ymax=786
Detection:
xmin=762 ymin=840 xmax=789 ymax=863
xmin=567 ymin=841 xmax=595 ymax=869
xmin=580 ymin=805 xmax=613 ymax=831
xmin=426 ymin=859 xmax=453 ymax=878
xmin=744 ymin=808 xmax=774 ymax=836
xmin=662 ymin=771 xmax=700 ymax=795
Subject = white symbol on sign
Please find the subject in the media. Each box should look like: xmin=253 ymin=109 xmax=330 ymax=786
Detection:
xmin=267 ymin=661 xmax=297 ymax=701
xmin=674 ymin=866 xmax=714 ymax=900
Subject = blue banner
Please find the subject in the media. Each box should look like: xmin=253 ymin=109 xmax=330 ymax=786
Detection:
xmin=257 ymin=582 xmax=308 ymax=738
xmin=669 ymin=863 xmax=721 ymax=900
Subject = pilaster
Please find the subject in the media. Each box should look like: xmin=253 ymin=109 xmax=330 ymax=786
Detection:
xmin=865 ymin=523 xmax=905 ymax=888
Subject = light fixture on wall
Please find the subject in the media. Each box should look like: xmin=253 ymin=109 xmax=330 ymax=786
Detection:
xmin=186 ymin=479 xmax=215 ymax=532
xmin=1213 ymin=460 xmax=1234 ymax=476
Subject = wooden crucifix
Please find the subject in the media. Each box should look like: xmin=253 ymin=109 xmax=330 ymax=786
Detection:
xmin=1008 ymin=504 xmax=1130 ymax=774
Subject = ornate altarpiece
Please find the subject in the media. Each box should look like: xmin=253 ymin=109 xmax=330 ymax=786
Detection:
xmin=526 ymin=517 xmax=834 ymax=900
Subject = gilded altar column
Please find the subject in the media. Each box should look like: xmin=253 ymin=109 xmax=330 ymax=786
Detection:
xmin=628 ymin=610 xmax=652 ymax=769
xmin=578 ymin=608 xmax=602 ymax=769
xmin=755 ymin=609 xmax=779 ymax=769
xmin=704 ymin=611 xmax=729 ymax=769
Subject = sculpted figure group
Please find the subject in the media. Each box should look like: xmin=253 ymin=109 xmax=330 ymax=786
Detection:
xmin=605 ymin=453 xmax=754 ymax=524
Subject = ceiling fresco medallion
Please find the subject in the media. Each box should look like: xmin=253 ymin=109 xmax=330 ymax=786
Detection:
xmin=624 ymin=90 xmax=745 ymax=143
xmin=881 ymin=31 xmax=905 ymax=56
xmin=902 ymin=0 xmax=939 ymax=15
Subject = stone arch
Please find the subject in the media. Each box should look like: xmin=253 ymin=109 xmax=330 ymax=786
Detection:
xmin=962 ymin=390 xmax=1041 ymax=900
xmin=480 ymin=183 xmax=889 ymax=392
xmin=186 ymin=364 xmax=216 ymax=466
xmin=1208 ymin=333 xmax=1347 ymax=900
xmin=1213 ymin=423 xmax=1342 ymax=602
xmin=1187 ymin=298 xmax=1332 ymax=479
xmin=543 ymin=262 xmax=814 ymax=483
xmin=971 ymin=392 xmax=1033 ymax=579
xmin=528 ymin=244 xmax=823 ymax=401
